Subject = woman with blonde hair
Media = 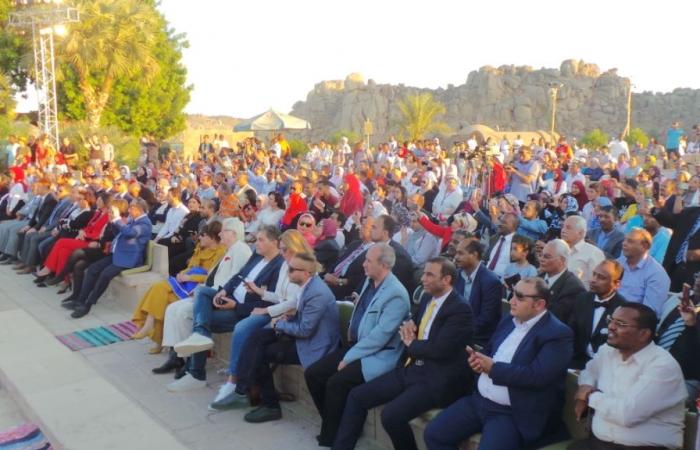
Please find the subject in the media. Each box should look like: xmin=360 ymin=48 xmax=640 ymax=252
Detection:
xmin=132 ymin=221 xmax=226 ymax=354
xmin=208 ymin=228 xmax=315 ymax=409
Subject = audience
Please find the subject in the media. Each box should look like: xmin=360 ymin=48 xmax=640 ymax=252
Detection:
xmin=538 ymin=239 xmax=586 ymax=323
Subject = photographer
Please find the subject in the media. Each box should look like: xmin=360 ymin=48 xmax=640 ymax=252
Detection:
xmin=504 ymin=146 xmax=540 ymax=205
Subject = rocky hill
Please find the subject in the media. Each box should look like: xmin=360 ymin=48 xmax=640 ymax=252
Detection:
xmin=290 ymin=60 xmax=700 ymax=143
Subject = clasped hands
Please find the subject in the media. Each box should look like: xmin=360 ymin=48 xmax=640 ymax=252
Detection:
xmin=399 ymin=319 xmax=417 ymax=347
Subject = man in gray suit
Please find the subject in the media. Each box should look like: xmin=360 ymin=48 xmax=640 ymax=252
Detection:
xmin=305 ymin=244 xmax=410 ymax=446
xmin=586 ymin=205 xmax=625 ymax=258
xmin=221 ymin=252 xmax=340 ymax=423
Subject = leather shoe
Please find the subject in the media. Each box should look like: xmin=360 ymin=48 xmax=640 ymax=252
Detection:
xmin=61 ymin=295 xmax=76 ymax=304
xmin=46 ymin=276 xmax=62 ymax=286
xmin=57 ymin=283 xmax=72 ymax=295
xmin=17 ymin=267 xmax=33 ymax=275
xmin=12 ymin=263 xmax=25 ymax=270
xmin=71 ymin=304 xmax=91 ymax=318
xmin=152 ymin=352 xmax=184 ymax=374
xmin=174 ymin=365 xmax=187 ymax=380
xmin=33 ymin=275 xmax=49 ymax=284
xmin=36 ymin=281 xmax=49 ymax=288
xmin=244 ymin=406 xmax=282 ymax=423
xmin=61 ymin=300 xmax=78 ymax=310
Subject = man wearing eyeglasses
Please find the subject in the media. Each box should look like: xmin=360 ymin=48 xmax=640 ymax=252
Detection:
xmin=571 ymin=303 xmax=687 ymax=450
xmin=219 ymin=252 xmax=340 ymax=424
xmin=425 ymin=277 xmax=573 ymax=449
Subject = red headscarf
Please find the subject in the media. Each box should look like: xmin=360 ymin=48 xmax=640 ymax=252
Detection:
xmin=282 ymin=192 xmax=307 ymax=227
xmin=339 ymin=174 xmax=364 ymax=217
xmin=571 ymin=180 xmax=589 ymax=211
xmin=553 ymin=169 xmax=564 ymax=194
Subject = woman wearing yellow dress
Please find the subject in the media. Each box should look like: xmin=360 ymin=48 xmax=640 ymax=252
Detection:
xmin=132 ymin=221 xmax=226 ymax=353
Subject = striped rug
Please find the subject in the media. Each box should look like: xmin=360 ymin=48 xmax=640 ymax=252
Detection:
xmin=55 ymin=321 xmax=138 ymax=351
xmin=0 ymin=423 xmax=52 ymax=450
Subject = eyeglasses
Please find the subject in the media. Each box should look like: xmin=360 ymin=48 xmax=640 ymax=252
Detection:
xmin=605 ymin=315 xmax=638 ymax=329
xmin=288 ymin=265 xmax=307 ymax=273
xmin=512 ymin=290 xmax=540 ymax=301
xmin=299 ymin=222 xmax=313 ymax=228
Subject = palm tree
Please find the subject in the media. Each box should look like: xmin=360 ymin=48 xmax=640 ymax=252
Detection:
xmin=396 ymin=92 xmax=451 ymax=141
xmin=58 ymin=0 xmax=160 ymax=129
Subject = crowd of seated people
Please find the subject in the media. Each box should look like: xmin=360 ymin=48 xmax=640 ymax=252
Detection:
xmin=1 ymin=127 xmax=699 ymax=449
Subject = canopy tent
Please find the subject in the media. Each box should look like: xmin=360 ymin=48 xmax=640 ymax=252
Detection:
xmin=233 ymin=109 xmax=311 ymax=132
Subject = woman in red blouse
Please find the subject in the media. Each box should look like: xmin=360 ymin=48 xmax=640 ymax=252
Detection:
xmin=34 ymin=192 xmax=111 ymax=281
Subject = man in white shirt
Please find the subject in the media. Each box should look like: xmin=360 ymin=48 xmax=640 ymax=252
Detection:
xmin=432 ymin=175 xmax=463 ymax=219
xmin=425 ymin=276 xmax=573 ymax=449
xmin=561 ymin=215 xmax=604 ymax=288
xmin=486 ymin=213 xmax=519 ymax=278
xmin=564 ymin=162 xmax=586 ymax=192
xmin=608 ymin=135 xmax=630 ymax=163
xmin=155 ymin=187 xmax=189 ymax=241
xmin=572 ymin=303 xmax=687 ymax=450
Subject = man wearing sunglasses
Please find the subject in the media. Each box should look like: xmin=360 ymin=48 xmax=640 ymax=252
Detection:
xmin=425 ymin=277 xmax=573 ymax=450
xmin=572 ymin=303 xmax=687 ymax=450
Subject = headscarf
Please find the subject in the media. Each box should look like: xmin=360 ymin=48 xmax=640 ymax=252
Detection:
xmin=297 ymin=213 xmax=317 ymax=246
xmin=282 ymin=192 xmax=307 ymax=227
xmin=319 ymin=218 xmax=338 ymax=241
xmin=553 ymin=169 xmax=564 ymax=194
xmin=571 ymin=181 xmax=588 ymax=211
xmin=339 ymin=174 xmax=364 ymax=217
xmin=329 ymin=166 xmax=344 ymax=188
xmin=562 ymin=195 xmax=580 ymax=214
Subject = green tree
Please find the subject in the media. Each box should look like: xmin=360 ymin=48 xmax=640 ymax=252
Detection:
xmin=0 ymin=0 xmax=30 ymax=90
xmin=579 ymin=128 xmax=610 ymax=149
xmin=57 ymin=0 xmax=161 ymax=130
xmin=396 ymin=92 xmax=451 ymax=141
xmin=624 ymin=127 xmax=650 ymax=148
xmin=0 ymin=71 xmax=14 ymax=117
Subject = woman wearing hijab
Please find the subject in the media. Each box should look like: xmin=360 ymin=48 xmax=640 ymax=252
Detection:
xmin=314 ymin=218 xmax=340 ymax=273
xmin=296 ymin=212 xmax=318 ymax=246
xmin=570 ymin=181 xmax=589 ymax=211
xmin=543 ymin=169 xmax=568 ymax=196
xmin=338 ymin=174 xmax=364 ymax=217
xmin=281 ymin=181 xmax=307 ymax=230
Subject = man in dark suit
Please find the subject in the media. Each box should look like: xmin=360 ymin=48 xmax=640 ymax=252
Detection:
xmin=325 ymin=214 xmax=415 ymax=299
xmin=454 ymin=239 xmax=503 ymax=346
xmin=653 ymin=203 xmax=700 ymax=291
xmin=12 ymin=180 xmax=57 ymax=270
xmin=68 ymin=199 xmax=153 ymax=318
xmin=568 ymin=259 xmax=627 ymax=369
xmin=332 ymin=257 xmax=473 ymax=450
xmin=586 ymin=206 xmax=625 ymax=258
xmin=424 ymin=276 xmax=574 ymax=450
xmin=539 ymin=239 xmax=586 ymax=323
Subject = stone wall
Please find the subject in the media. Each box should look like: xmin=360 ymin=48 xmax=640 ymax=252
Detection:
xmin=289 ymin=60 xmax=700 ymax=144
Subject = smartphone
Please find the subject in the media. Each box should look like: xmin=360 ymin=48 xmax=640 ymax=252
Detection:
xmin=681 ymin=283 xmax=692 ymax=309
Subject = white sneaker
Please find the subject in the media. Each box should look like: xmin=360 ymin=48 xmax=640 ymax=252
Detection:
xmin=213 ymin=382 xmax=236 ymax=403
xmin=174 ymin=333 xmax=214 ymax=358
xmin=167 ymin=373 xmax=206 ymax=392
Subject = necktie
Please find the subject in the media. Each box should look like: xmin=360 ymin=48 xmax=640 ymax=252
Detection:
xmin=488 ymin=237 xmax=506 ymax=271
xmin=417 ymin=300 xmax=438 ymax=340
xmin=333 ymin=244 xmax=368 ymax=277
xmin=592 ymin=300 xmax=607 ymax=309
xmin=406 ymin=299 xmax=438 ymax=367
xmin=676 ymin=214 xmax=700 ymax=264
xmin=657 ymin=317 xmax=686 ymax=350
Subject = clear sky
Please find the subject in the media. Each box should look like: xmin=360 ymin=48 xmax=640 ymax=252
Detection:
xmin=31 ymin=0 xmax=700 ymax=119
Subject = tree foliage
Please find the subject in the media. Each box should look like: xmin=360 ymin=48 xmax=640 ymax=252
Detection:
xmin=624 ymin=127 xmax=650 ymax=148
xmin=56 ymin=0 xmax=190 ymax=138
xmin=396 ymin=92 xmax=451 ymax=141
xmin=579 ymin=128 xmax=610 ymax=149
xmin=0 ymin=71 xmax=14 ymax=117
xmin=0 ymin=0 xmax=30 ymax=90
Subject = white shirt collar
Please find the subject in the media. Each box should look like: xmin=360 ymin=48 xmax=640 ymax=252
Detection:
xmin=545 ymin=269 xmax=566 ymax=286
xmin=431 ymin=289 xmax=452 ymax=306
xmin=513 ymin=308 xmax=547 ymax=330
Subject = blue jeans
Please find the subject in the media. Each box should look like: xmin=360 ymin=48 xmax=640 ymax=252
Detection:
xmin=228 ymin=313 xmax=271 ymax=377
xmin=188 ymin=285 xmax=239 ymax=380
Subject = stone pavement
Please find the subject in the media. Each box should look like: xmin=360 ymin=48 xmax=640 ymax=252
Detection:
xmin=0 ymin=265 xmax=381 ymax=450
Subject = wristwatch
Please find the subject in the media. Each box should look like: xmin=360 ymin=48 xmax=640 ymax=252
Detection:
xmin=338 ymin=279 xmax=346 ymax=286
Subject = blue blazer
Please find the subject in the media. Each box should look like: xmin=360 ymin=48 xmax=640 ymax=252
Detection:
xmin=343 ymin=273 xmax=410 ymax=381
xmin=484 ymin=311 xmax=573 ymax=444
xmin=454 ymin=265 xmax=504 ymax=345
xmin=275 ymin=275 xmax=340 ymax=369
xmin=222 ymin=252 xmax=284 ymax=317
xmin=111 ymin=215 xmax=152 ymax=269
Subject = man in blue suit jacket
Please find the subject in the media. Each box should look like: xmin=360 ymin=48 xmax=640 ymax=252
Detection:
xmin=454 ymin=239 xmax=504 ymax=346
xmin=305 ymin=244 xmax=410 ymax=446
xmin=171 ymin=226 xmax=284 ymax=388
xmin=333 ymin=257 xmax=473 ymax=450
xmin=70 ymin=199 xmax=153 ymax=318
xmin=218 ymin=252 xmax=340 ymax=423
xmin=424 ymin=276 xmax=574 ymax=450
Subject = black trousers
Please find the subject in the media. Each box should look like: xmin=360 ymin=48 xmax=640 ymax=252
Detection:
xmin=304 ymin=346 xmax=364 ymax=446
xmin=236 ymin=328 xmax=300 ymax=408
xmin=75 ymin=255 xmax=123 ymax=306
xmin=333 ymin=366 xmax=438 ymax=450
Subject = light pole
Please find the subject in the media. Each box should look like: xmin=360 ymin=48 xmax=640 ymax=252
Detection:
xmin=622 ymin=79 xmax=635 ymax=139
xmin=8 ymin=0 xmax=79 ymax=149
xmin=548 ymin=82 xmax=563 ymax=138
